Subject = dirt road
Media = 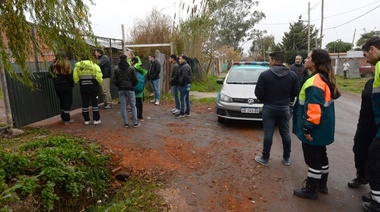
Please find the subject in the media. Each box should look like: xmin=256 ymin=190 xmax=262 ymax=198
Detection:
xmin=19 ymin=92 xmax=369 ymax=211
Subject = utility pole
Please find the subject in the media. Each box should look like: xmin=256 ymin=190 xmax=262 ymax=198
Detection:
xmin=319 ymin=0 xmax=324 ymax=48
xmin=352 ymin=28 xmax=356 ymax=48
xmin=0 ymin=61 xmax=14 ymax=132
xmin=307 ymin=2 xmax=311 ymax=53
xmin=121 ymin=24 xmax=126 ymax=55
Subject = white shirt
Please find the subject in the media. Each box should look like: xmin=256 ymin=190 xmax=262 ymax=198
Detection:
xmin=343 ymin=62 xmax=350 ymax=71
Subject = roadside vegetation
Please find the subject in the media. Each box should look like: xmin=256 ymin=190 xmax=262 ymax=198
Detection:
xmin=0 ymin=128 xmax=168 ymax=211
xmin=336 ymin=76 xmax=370 ymax=94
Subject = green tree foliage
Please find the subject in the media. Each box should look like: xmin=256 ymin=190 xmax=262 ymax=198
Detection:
xmin=280 ymin=17 xmax=318 ymax=52
xmin=211 ymin=0 xmax=265 ymax=50
xmin=356 ymin=30 xmax=380 ymax=47
xmin=0 ymin=0 xmax=95 ymax=88
xmin=326 ymin=40 xmax=352 ymax=53
xmin=249 ymin=32 xmax=275 ymax=61
xmin=129 ymin=8 xmax=172 ymax=57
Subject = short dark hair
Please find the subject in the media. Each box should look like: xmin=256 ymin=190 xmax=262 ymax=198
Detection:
xmin=269 ymin=52 xmax=284 ymax=63
xmin=170 ymin=54 xmax=177 ymax=60
xmin=149 ymin=54 xmax=155 ymax=58
xmin=95 ymin=49 xmax=103 ymax=54
xmin=180 ymin=55 xmax=188 ymax=61
xmin=131 ymin=57 xmax=138 ymax=64
xmin=119 ymin=54 xmax=127 ymax=61
xmin=362 ymin=37 xmax=380 ymax=51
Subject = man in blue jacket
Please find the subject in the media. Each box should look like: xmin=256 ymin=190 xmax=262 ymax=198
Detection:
xmin=254 ymin=52 xmax=299 ymax=166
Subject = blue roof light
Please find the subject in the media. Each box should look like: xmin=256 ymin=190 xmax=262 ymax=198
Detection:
xmin=233 ymin=61 xmax=269 ymax=66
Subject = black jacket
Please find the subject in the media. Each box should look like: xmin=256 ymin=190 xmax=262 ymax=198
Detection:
xmin=48 ymin=63 xmax=74 ymax=88
xmin=112 ymin=61 xmax=137 ymax=91
xmin=356 ymin=78 xmax=376 ymax=132
xmin=178 ymin=62 xmax=192 ymax=86
xmin=97 ymin=54 xmax=112 ymax=78
xmin=170 ymin=62 xmax=180 ymax=86
xmin=290 ymin=63 xmax=309 ymax=84
xmin=255 ymin=65 xmax=300 ymax=105
xmin=148 ymin=59 xmax=161 ymax=80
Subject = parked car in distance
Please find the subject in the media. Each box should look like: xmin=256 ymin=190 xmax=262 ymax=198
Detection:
xmin=359 ymin=65 xmax=374 ymax=78
xmin=216 ymin=61 xmax=269 ymax=123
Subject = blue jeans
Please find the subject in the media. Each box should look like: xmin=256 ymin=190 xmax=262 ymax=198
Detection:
xmin=262 ymin=104 xmax=291 ymax=160
xmin=179 ymin=84 xmax=191 ymax=115
xmin=118 ymin=90 xmax=138 ymax=125
xmin=151 ymin=79 xmax=160 ymax=101
xmin=171 ymin=85 xmax=180 ymax=109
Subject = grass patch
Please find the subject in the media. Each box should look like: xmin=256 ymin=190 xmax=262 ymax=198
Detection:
xmin=335 ymin=76 xmax=370 ymax=94
xmin=91 ymin=178 xmax=169 ymax=212
xmin=191 ymin=75 xmax=223 ymax=92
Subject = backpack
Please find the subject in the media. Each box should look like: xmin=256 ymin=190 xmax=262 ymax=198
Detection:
xmin=134 ymin=71 xmax=145 ymax=93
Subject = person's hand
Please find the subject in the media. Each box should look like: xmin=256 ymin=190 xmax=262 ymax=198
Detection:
xmin=304 ymin=133 xmax=313 ymax=142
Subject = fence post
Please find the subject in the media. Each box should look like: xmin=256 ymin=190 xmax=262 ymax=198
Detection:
xmin=0 ymin=61 xmax=14 ymax=132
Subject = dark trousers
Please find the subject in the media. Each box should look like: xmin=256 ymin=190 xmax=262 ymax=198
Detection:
xmin=262 ymin=104 xmax=291 ymax=159
xmin=366 ymin=138 xmax=380 ymax=206
xmin=81 ymin=92 xmax=100 ymax=121
xmin=353 ymin=127 xmax=374 ymax=178
xmin=54 ymin=85 xmax=73 ymax=122
xmin=302 ymin=143 xmax=329 ymax=182
xmin=136 ymin=97 xmax=143 ymax=119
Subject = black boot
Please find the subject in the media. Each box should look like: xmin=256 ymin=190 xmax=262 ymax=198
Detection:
xmin=362 ymin=192 xmax=372 ymax=203
xmin=348 ymin=174 xmax=367 ymax=188
xmin=363 ymin=201 xmax=380 ymax=212
xmin=317 ymin=173 xmax=328 ymax=194
xmin=293 ymin=178 xmax=319 ymax=200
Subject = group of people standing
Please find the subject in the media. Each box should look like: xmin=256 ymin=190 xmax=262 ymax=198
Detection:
xmin=254 ymin=40 xmax=380 ymax=211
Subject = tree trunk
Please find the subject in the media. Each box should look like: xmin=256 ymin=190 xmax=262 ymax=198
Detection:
xmin=0 ymin=61 xmax=14 ymax=132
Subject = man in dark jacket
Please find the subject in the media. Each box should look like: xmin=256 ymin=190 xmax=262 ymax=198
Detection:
xmin=112 ymin=55 xmax=141 ymax=128
xmin=348 ymin=78 xmax=376 ymax=203
xmin=254 ymin=52 xmax=300 ymax=166
xmin=148 ymin=54 xmax=161 ymax=105
xmin=176 ymin=55 xmax=192 ymax=118
xmin=95 ymin=49 xmax=113 ymax=109
xmin=169 ymin=54 xmax=180 ymax=114
xmin=290 ymin=55 xmax=309 ymax=84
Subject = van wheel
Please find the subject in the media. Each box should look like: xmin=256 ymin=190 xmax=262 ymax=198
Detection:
xmin=365 ymin=72 xmax=374 ymax=78
xmin=217 ymin=117 xmax=225 ymax=123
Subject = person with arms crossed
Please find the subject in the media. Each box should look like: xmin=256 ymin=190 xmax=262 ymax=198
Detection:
xmin=176 ymin=55 xmax=192 ymax=118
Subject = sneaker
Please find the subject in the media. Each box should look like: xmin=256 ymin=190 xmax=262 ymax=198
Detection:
xmin=84 ymin=121 xmax=91 ymax=125
xmin=155 ymin=101 xmax=159 ymax=106
xmin=170 ymin=108 xmax=177 ymax=112
xmin=172 ymin=109 xmax=180 ymax=114
xmin=150 ymin=99 xmax=155 ymax=103
xmin=176 ymin=114 xmax=185 ymax=118
xmin=348 ymin=177 xmax=368 ymax=188
xmin=185 ymin=113 xmax=190 ymax=117
xmin=63 ymin=121 xmax=70 ymax=125
xmin=104 ymin=104 xmax=113 ymax=109
xmin=133 ymin=123 xmax=141 ymax=128
xmin=282 ymin=158 xmax=290 ymax=166
xmin=124 ymin=124 xmax=129 ymax=128
xmin=255 ymin=156 xmax=269 ymax=166
xmin=93 ymin=120 xmax=101 ymax=125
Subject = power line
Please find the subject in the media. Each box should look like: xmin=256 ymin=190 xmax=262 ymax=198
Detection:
xmin=325 ymin=4 xmax=380 ymax=30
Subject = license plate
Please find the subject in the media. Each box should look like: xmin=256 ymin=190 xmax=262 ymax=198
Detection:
xmin=241 ymin=107 xmax=260 ymax=114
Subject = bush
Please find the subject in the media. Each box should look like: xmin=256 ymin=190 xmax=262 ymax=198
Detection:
xmin=0 ymin=131 xmax=111 ymax=211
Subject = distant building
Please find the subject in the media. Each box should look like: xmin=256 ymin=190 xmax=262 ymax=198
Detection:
xmin=329 ymin=51 xmax=372 ymax=78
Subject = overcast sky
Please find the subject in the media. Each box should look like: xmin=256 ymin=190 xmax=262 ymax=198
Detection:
xmin=88 ymin=0 xmax=380 ymax=51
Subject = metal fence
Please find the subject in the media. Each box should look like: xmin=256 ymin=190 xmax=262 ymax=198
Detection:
xmin=3 ymin=36 xmax=203 ymax=127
